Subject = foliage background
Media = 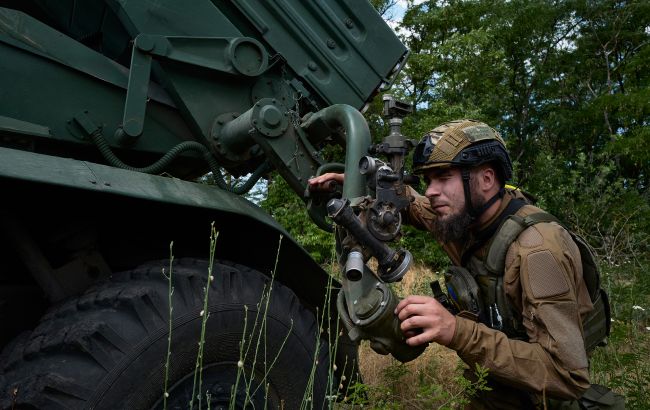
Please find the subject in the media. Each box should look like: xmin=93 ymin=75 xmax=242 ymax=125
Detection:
xmin=259 ymin=1 xmax=650 ymax=407
xmin=263 ymin=0 xmax=649 ymax=268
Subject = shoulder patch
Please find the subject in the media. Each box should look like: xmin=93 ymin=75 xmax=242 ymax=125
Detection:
xmin=527 ymin=250 xmax=570 ymax=298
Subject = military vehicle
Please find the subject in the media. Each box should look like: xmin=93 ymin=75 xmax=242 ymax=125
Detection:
xmin=0 ymin=0 xmax=414 ymax=408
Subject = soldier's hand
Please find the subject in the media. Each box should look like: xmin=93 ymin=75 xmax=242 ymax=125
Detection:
xmin=308 ymin=173 xmax=344 ymax=191
xmin=395 ymin=295 xmax=456 ymax=347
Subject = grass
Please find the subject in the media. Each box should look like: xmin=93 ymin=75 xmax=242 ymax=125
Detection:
xmin=335 ymin=263 xmax=489 ymax=410
xmin=160 ymin=226 xmax=649 ymax=409
xmin=340 ymin=258 xmax=650 ymax=409
xmin=589 ymin=259 xmax=650 ymax=410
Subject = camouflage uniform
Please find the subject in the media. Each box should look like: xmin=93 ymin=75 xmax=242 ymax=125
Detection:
xmin=406 ymin=187 xmax=592 ymax=408
xmin=407 ymin=119 xmax=594 ymax=408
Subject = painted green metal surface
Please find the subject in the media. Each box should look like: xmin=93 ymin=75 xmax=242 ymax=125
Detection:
xmin=230 ymin=0 xmax=407 ymax=108
xmin=0 ymin=2 xmax=407 ymax=400
xmin=0 ymin=0 xmax=406 ymax=153
xmin=0 ymin=146 xmax=286 ymax=235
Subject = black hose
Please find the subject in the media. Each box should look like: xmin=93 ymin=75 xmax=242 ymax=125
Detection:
xmin=90 ymin=130 xmax=269 ymax=195
xmin=207 ymin=154 xmax=271 ymax=195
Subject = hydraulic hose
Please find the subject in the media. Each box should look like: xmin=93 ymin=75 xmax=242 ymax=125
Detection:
xmin=207 ymin=155 xmax=272 ymax=195
xmin=89 ymin=129 xmax=269 ymax=195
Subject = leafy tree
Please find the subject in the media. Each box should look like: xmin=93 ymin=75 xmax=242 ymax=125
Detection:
xmin=263 ymin=0 xmax=650 ymax=267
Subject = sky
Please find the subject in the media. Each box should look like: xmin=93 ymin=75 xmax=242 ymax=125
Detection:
xmin=384 ymin=0 xmax=426 ymax=36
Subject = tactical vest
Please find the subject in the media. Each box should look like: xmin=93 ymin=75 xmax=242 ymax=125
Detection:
xmin=447 ymin=203 xmax=611 ymax=353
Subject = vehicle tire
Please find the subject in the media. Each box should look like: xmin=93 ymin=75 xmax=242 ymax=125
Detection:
xmin=0 ymin=258 xmax=331 ymax=409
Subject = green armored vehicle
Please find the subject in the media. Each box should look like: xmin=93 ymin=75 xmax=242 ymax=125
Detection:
xmin=0 ymin=0 xmax=411 ymax=408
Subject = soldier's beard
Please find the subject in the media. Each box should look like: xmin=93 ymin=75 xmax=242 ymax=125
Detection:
xmin=431 ymin=194 xmax=485 ymax=243
xmin=431 ymin=206 xmax=473 ymax=242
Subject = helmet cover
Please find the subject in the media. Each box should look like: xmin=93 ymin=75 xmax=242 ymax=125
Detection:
xmin=412 ymin=119 xmax=512 ymax=182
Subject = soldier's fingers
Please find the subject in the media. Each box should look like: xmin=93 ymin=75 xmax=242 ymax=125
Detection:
xmin=405 ymin=330 xmax=433 ymax=347
xmin=308 ymin=173 xmax=343 ymax=185
xmin=400 ymin=315 xmax=429 ymax=332
xmin=403 ymin=329 xmax=420 ymax=338
xmin=394 ymin=295 xmax=433 ymax=315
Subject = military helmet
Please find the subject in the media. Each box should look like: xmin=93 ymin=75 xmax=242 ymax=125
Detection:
xmin=412 ymin=119 xmax=513 ymax=183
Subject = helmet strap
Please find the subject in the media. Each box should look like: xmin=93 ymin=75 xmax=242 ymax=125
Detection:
xmin=461 ymin=168 xmax=505 ymax=221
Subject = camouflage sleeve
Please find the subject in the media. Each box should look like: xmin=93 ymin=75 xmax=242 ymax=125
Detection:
xmin=403 ymin=185 xmax=436 ymax=232
xmin=447 ymin=223 xmax=591 ymax=400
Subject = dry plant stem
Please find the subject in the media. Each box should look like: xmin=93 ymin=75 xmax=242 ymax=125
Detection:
xmin=322 ymin=268 xmax=342 ymax=406
xmin=229 ymin=305 xmax=248 ymax=410
xmin=299 ymin=250 xmax=338 ymax=409
xmin=239 ymin=290 xmax=264 ymax=401
xmin=189 ymin=224 xmax=219 ymax=410
xmin=248 ymin=236 xmax=295 ymax=400
xmin=232 ymin=234 xmax=295 ymax=408
xmin=162 ymin=241 xmax=174 ymax=410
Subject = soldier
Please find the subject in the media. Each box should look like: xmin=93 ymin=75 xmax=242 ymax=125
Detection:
xmin=309 ymin=119 xmax=617 ymax=409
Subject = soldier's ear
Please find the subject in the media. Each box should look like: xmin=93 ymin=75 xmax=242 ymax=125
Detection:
xmin=477 ymin=165 xmax=498 ymax=191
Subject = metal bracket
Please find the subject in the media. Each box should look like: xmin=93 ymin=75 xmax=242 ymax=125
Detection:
xmin=118 ymin=34 xmax=270 ymax=144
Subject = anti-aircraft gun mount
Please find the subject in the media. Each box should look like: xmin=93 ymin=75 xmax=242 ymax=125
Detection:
xmin=0 ymin=1 xmax=408 ymax=408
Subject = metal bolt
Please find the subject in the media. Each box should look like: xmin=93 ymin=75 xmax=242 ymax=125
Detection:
xmin=327 ymin=39 xmax=336 ymax=49
xmin=345 ymin=18 xmax=354 ymax=28
xmin=136 ymin=36 xmax=155 ymax=52
xmin=260 ymin=105 xmax=282 ymax=127
xmin=308 ymin=61 xmax=317 ymax=71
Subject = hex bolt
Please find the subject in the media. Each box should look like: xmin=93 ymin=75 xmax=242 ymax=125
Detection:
xmin=345 ymin=18 xmax=354 ymax=28
xmin=308 ymin=61 xmax=317 ymax=71
xmin=327 ymin=39 xmax=336 ymax=49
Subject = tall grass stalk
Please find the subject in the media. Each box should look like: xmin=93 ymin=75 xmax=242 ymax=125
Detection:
xmin=244 ymin=235 xmax=295 ymax=404
xmin=162 ymin=241 xmax=174 ymax=410
xmin=303 ymin=271 xmax=339 ymax=408
xmin=323 ymin=247 xmax=347 ymax=406
xmin=229 ymin=304 xmax=249 ymax=410
xmin=189 ymin=224 xmax=219 ymax=410
xmin=229 ymin=234 xmax=296 ymax=408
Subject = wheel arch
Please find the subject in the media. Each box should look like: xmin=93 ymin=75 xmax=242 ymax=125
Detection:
xmin=0 ymin=147 xmax=335 ymax=334
xmin=0 ymin=148 xmax=359 ymax=397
